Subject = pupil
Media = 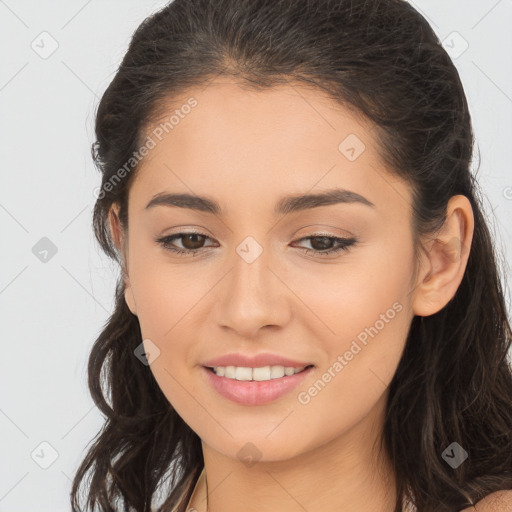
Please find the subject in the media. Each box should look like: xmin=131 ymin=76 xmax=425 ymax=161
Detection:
xmin=312 ymin=237 xmax=331 ymax=250
xmin=184 ymin=234 xmax=204 ymax=249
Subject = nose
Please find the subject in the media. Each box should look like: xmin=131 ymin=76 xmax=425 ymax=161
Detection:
xmin=214 ymin=239 xmax=292 ymax=338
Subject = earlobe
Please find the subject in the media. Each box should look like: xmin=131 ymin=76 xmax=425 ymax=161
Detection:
xmin=124 ymin=285 xmax=137 ymax=316
xmin=412 ymin=195 xmax=474 ymax=317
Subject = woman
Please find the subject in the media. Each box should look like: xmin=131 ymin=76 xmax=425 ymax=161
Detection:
xmin=71 ymin=0 xmax=512 ymax=511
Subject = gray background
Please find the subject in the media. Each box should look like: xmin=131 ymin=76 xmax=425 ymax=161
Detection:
xmin=1 ymin=1 xmax=511 ymax=510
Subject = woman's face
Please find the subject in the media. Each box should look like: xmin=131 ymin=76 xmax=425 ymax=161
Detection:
xmin=118 ymin=78 xmax=420 ymax=463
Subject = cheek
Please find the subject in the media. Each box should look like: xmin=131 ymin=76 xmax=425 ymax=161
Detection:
xmin=293 ymin=300 xmax=411 ymax=450
xmin=288 ymin=235 xmax=415 ymax=340
xmin=127 ymin=248 xmax=215 ymax=413
xmin=291 ymin=237 xmax=414 ymax=401
xmin=128 ymin=244 xmax=212 ymax=340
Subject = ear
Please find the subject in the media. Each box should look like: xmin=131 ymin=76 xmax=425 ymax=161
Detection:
xmin=108 ymin=204 xmax=137 ymax=316
xmin=412 ymin=195 xmax=474 ymax=317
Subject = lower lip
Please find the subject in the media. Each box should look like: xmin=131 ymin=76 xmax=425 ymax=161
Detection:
xmin=201 ymin=365 xmax=314 ymax=405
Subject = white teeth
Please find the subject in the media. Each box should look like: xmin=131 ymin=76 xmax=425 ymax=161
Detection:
xmin=270 ymin=366 xmax=285 ymax=379
xmin=212 ymin=365 xmax=307 ymax=381
xmin=253 ymin=366 xmax=271 ymax=381
xmin=235 ymin=366 xmax=252 ymax=381
xmin=225 ymin=366 xmax=236 ymax=378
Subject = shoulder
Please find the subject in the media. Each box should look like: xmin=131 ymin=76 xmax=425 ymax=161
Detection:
xmin=459 ymin=489 xmax=512 ymax=511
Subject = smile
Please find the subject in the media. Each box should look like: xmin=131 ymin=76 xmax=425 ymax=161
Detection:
xmin=202 ymin=365 xmax=315 ymax=405
xmin=208 ymin=364 xmax=313 ymax=381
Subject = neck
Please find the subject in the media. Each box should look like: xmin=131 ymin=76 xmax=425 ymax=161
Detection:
xmin=190 ymin=392 xmax=398 ymax=512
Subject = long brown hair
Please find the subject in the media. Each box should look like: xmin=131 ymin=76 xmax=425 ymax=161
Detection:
xmin=71 ymin=1 xmax=512 ymax=510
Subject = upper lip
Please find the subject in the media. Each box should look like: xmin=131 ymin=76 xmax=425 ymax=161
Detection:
xmin=202 ymin=352 xmax=314 ymax=369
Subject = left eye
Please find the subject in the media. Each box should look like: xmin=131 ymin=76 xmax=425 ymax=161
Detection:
xmin=155 ymin=232 xmax=357 ymax=257
xmin=292 ymin=235 xmax=357 ymax=256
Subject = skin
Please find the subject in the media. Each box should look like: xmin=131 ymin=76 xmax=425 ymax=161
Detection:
xmin=462 ymin=491 xmax=512 ymax=512
xmin=109 ymin=77 xmax=476 ymax=511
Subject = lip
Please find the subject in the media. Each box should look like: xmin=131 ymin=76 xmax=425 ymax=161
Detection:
xmin=202 ymin=352 xmax=313 ymax=368
xmin=201 ymin=365 xmax=314 ymax=405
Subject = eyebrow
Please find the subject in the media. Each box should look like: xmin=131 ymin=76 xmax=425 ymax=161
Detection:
xmin=145 ymin=188 xmax=375 ymax=216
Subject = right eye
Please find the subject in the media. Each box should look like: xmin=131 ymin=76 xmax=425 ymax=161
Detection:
xmin=155 ymin=231 xmax=217 ymax=256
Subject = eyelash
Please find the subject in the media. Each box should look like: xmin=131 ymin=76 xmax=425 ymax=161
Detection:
xmin=155 ymin=231 xmax=357 ymax=258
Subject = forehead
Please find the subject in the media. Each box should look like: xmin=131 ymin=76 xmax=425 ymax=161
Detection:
xmin=143 ymin=77 xmax=372 ymax=154
xmin=130 ymin=77 xmax=412 ymax=221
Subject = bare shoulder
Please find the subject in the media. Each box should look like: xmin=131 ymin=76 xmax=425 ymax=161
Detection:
xmin=459 ymin=489 xmax=512 ymax=511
